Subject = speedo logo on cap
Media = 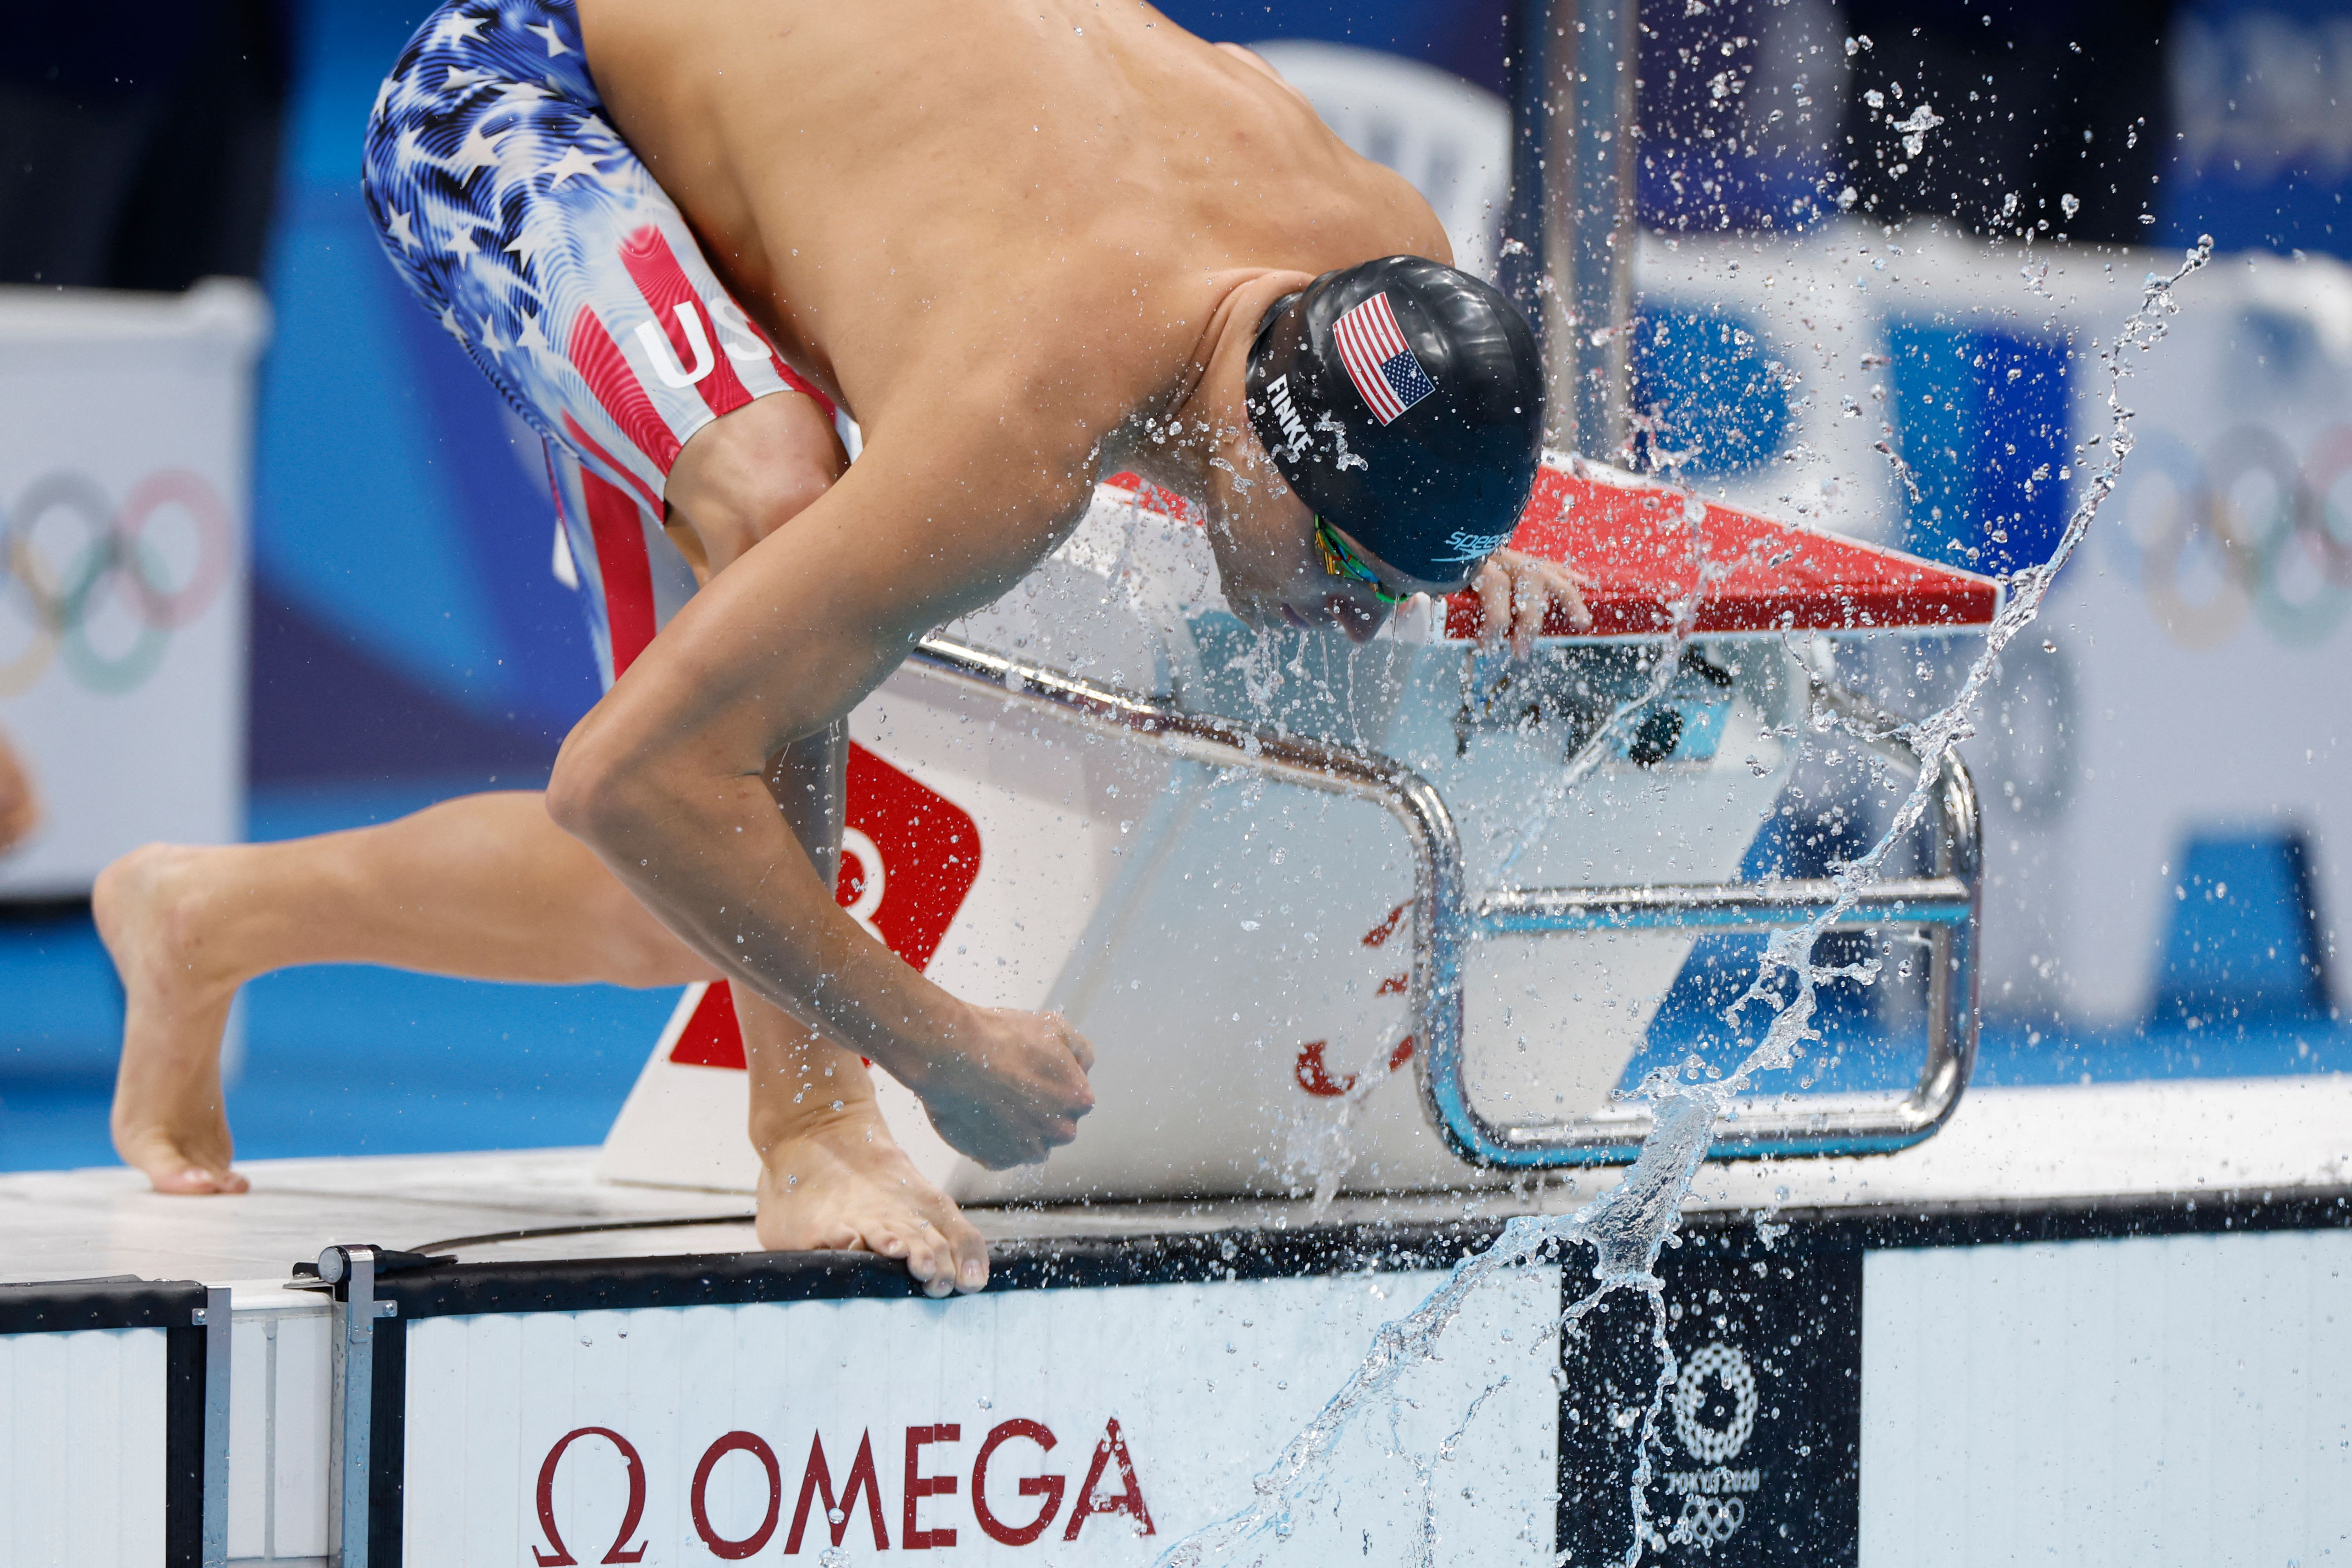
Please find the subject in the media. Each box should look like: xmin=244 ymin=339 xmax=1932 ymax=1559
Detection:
xmin=1439 ymin=528 xmax=1515 ymax=562
xmin=1267 ymin=373 xmax=1310 ymax=452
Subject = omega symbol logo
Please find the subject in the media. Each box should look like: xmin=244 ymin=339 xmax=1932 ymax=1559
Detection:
xmin=1672 ymin=1341 xmax=1758 ymax=1463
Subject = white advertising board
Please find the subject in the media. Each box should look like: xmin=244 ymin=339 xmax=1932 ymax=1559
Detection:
xmin=2012 ymin=294 xmax=2352 ymax=1019
xmin=0 ymin=279 xmax=264 ymax=898
xmin=399 ymin=1266 xmax=1564 ymax=1565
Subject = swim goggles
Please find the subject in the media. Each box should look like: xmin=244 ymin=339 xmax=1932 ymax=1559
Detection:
xmin=1314 ymin=515 xmax=1409 ymax=604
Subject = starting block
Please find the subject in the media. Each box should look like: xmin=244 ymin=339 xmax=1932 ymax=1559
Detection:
xmin=600 ymin=458 xmax=1998 ymax=1202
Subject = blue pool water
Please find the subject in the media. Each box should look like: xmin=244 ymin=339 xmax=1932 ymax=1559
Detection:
xmin=4 ymin=779 xmax=2346 ymax=1176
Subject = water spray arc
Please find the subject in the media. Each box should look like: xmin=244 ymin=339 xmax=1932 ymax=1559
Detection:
xmin=1160 ymin=239 xmax=2216 ymax=1568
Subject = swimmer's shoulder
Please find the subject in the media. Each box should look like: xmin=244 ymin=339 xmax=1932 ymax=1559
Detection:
xmin=1194 ymin=39 xmax=1452 ymax=266
xmin=1213 ymin=42 xmax=1315 ymax=107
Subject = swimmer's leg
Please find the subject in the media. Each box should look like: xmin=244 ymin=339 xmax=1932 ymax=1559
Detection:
xmin=97 ymin=388 xmax=848 ymax=1198
xmin=97 ymin=792 xmax=718 ymax=1195
xmin=738 ymin=723 xmax=990 ymax=1297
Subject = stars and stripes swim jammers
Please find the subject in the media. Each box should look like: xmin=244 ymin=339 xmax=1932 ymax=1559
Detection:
xmin=362 ymin=0 xmax=849 ymax=685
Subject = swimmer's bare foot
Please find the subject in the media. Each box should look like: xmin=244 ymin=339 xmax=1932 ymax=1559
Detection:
xmin=94 ymin=844 xmax=251 ymax=1195
xmin=756 ymin=1098 xmax=987 ymax=1299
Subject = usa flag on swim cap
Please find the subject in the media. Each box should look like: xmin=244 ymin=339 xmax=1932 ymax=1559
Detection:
xmin=1333 ymin=291 xmax=1437 ymax=425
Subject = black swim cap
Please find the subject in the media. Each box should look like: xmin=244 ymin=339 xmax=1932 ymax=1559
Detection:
xmin=1244 ymin=255 xmax=1543 ymax=587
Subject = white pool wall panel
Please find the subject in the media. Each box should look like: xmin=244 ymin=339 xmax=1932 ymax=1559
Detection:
xmin=1861 ymin=1228 xmax=2352 ymax=1565
xmin=0 ymin=1325 xmax=171 ymax=1568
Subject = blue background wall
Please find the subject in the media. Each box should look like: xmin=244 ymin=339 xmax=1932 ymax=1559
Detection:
xmin=248 ymin=2 xmax=598 ymax=787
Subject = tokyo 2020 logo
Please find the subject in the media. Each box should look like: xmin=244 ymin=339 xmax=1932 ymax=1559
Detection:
xmin=1672 ymin=1340 xmax=1758 ymax=1463
xmin=1664 ymin=1339 xmax=1760 ymax=1551
xmin=0 ymin=468 xmax=234 ymax=697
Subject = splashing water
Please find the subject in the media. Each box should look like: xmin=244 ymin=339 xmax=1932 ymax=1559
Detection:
xmin=1282 ymin=1021 xmax=1417 ymax=1214
xmin=1159 ymin=237 xmax=2214 ymax=1568
xmin=1491 ymin=481 xmax=1712 ymax=884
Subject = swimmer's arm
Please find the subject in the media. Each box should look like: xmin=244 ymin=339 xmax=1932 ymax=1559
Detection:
xmin=548 ymin=422 xmax=1091 ymax=1136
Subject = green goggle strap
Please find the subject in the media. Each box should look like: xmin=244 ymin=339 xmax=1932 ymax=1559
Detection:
xmin=1313 ymin=515 xmax=1409 ymax=605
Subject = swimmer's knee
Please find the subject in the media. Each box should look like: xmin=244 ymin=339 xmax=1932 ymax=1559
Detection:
xmin=740 ymin=439 xmax=837 ymax=540
xmin=668 ymin=392 xmax=846 ymax=571
xmin=714 ymin=391 xmax=842 ymax=532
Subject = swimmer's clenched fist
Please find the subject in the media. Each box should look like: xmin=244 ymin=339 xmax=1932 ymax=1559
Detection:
xmin=916 ymin=1009 xmax=1098 ymax=1170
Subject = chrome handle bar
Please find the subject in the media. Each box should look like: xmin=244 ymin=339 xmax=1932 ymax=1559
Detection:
xmin=904 ymin=634 xmax=1981 ymax=1168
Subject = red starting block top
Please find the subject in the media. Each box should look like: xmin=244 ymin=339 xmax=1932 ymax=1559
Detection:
xmin=1448 ymin=462 xmax=2004 ymax=640
xmin=1099 ymin=462 xmax=2002 ymax=641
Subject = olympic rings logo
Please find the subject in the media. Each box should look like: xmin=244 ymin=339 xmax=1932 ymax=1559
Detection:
xmin=1 ymin=468 xmax=234 ymax=697
xmin=2106 ymin=425 xmax=2352 ymax=652
xmin=1670 ymin=1493 xmax=1746 ymax=1549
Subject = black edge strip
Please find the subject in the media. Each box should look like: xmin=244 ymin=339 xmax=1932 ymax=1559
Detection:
xmin=373 ymin=1220 xmax=1523 ymax=1318
xmin=371 ymin=1318 xmax=408 ymax=1568
xmin=0 ymin=1278 xmax=208 ymax=1335
xmin=359 ymin=1191 xmax=2352 ymax=1322
xmin=164 ymin=1324 xmax=205 ymax=1568
xmin=1709 ymin=1188 xmax=2352 ymax=1253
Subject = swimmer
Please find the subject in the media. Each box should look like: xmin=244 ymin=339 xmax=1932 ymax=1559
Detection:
xmin=100 ymin=0 xmax=1588 ymax=1296
xmin=0 ymin=725 xmax=38 ymax=855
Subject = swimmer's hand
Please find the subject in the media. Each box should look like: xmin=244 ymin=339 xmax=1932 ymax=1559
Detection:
xmin=915 ymin=1007 xmax=1097 ymax=1169
xmin=1473 ymin=548 xmax=1594 ymax=657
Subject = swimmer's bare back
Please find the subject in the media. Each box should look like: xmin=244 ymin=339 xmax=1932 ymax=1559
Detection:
xmin=546 ymin=1 xmax=1452 ymax=1164
xmin=576 ymin=0 xmax=1447 ymax=436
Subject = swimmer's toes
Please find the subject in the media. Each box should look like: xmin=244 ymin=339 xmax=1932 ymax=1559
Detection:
xmin=885 ymin=1225 xmax=955 ymax=1298
xmin=148 ymin=1167 xmax=215 ymax=1195
xmin=950 ymin=1239 xmax=989 ymax=1295
xmin=922 ymin=1209 xmax=988 ymax=1294
xmin=910 ymin=1252 xmax=954 ymax=1299
xmin=811 ymin=1220 xmax=864 ymax=1254
xmin=140 ymin=1158 xmax=243 ymax=1196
